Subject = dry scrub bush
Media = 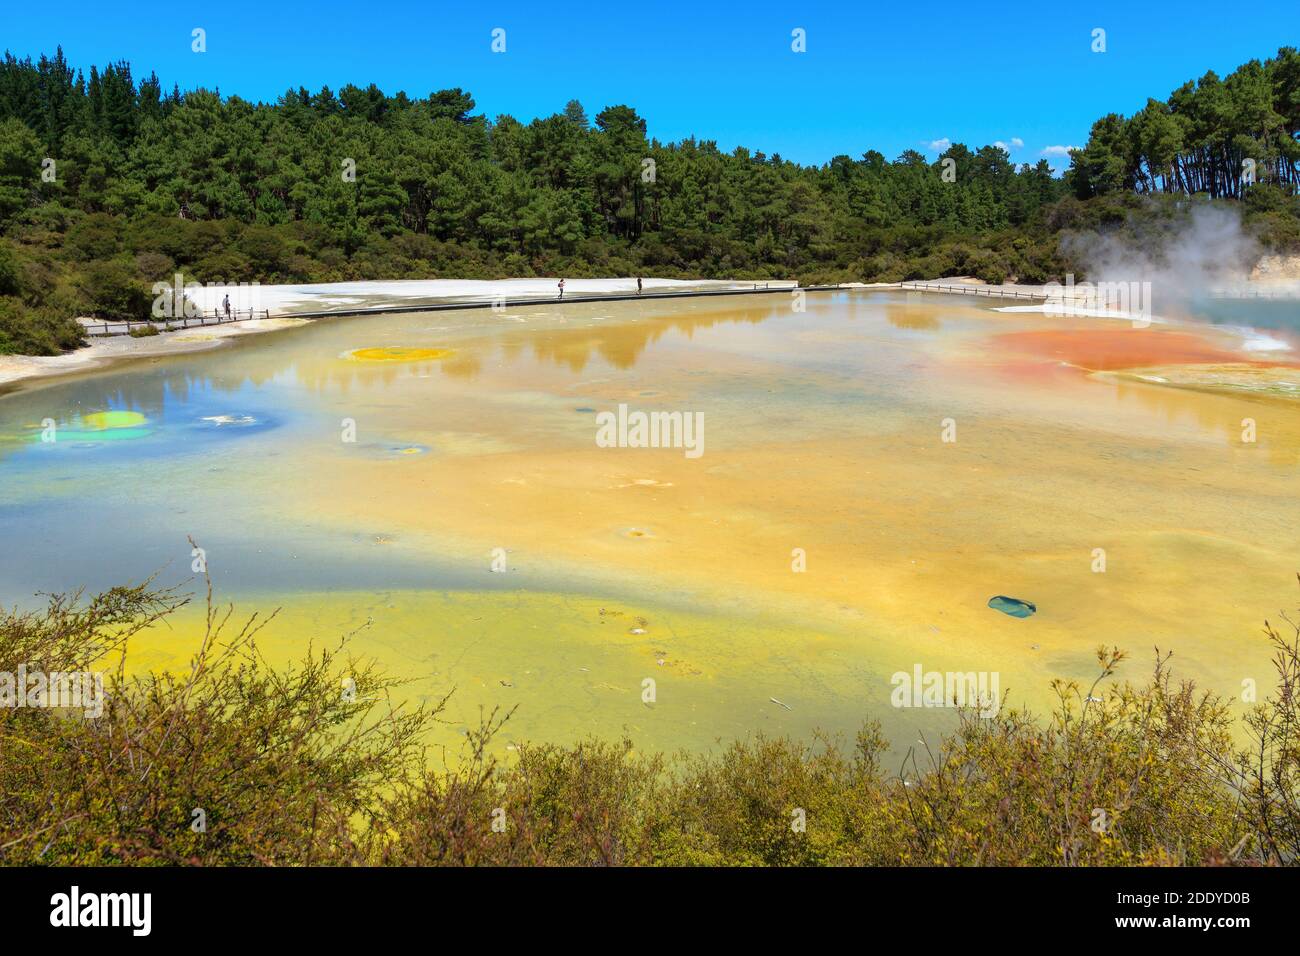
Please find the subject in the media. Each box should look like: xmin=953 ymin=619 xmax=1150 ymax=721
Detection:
xmin=1 ymin=577 xmax=434 ymax=864
xmin=5 ymin=576 xmax=1300 ymax=866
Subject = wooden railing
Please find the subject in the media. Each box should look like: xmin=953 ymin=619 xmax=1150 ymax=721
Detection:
xmin=898 ymin=282 xmax=1046 ymax=300
xmin=83 ymin=309 xmax=271 ymax=337
xmin=83 ymin=285 xmax=851 ymax=332
xmin=277 ymin=284 xmax=826 ymax=319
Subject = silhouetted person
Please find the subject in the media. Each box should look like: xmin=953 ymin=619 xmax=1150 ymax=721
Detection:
xmin=636 ymin=277 xmax=643 ymax=295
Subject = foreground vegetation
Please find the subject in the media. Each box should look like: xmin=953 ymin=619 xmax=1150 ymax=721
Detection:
xmin=2 ymin=573 xmax=1298 ymax=866
xmin=0 ymin=47 xmax=1298 ymax=353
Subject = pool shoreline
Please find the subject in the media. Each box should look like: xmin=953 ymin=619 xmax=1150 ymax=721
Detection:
xmin=7 ymin=273 xmax=1295 ymax=396
xmin=0 ymin=277 xmax=824 ymax=394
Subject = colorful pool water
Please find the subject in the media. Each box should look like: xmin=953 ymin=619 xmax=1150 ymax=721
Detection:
xmin=1 ymin=291 xmax=1296 ymax=759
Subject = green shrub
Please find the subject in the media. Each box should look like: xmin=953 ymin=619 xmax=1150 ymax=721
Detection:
xmin=0 ymin=241 xmax=19 ymax=295
xmin=65 ymin=212 xmax=122 ymax=261
xmin=74 ymin=258 xmax=151 ymax=319
xmin=0 ymin=296 xmax=83 ymax=354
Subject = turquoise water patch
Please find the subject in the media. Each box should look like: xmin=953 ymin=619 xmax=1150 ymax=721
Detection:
xmin=55 ymin=429 xmax=152 ymax=444
xmin=43 ymin=428 xmax=153 ymax=444
xmin=29 ymin=410 xmax=154 ymax=445
xmin=1188 ymin=295 xmax=1300 ymax=334
xmin=26 ymin=410 xmax=281 ymax=447
xmin=988 ymin=595 xmax=1036 ymax=618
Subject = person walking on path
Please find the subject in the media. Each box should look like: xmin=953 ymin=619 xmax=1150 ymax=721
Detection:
xmin=222 ymin=294 xmax=231 ymax=320
xmin=636 ymin=277 xmax=643 ymax=295
xmin=558 ymin=278 xmax=566 ymax=300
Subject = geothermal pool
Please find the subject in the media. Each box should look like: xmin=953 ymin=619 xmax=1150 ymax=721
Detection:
xmin=1 ymin=290 xmax=1297 ymax=758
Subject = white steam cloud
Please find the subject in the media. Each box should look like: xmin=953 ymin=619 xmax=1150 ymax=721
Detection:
xmin=1062 ymin=203 xmax=1262 ymax=311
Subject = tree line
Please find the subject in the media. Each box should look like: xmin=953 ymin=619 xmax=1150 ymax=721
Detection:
xmin=0 ymin=46 xmax=1297 ymax=354
xmin=1068 ymin=46 xmax=1300 ymax=199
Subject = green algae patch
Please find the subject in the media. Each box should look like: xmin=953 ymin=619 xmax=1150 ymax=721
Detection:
xmin=82 ymin=411 xmax=148 ymax=430
xmin=124 ymin=588 xmax=874 ymax=763
xmin=27 ymin=409 xmax=153 ymax=443
xmin=1094 ymin=364 xmax=1300 ymax=401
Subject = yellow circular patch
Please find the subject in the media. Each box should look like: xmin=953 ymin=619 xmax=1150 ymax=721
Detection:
xmin=81 ymin=411 xmax=148 ymax=431
xmin=344 ymin=347 xmax=454 ymax=363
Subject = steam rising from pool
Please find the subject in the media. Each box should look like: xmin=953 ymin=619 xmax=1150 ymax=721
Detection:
xmin=1062 ymin=203 xmax=1263 ymax=309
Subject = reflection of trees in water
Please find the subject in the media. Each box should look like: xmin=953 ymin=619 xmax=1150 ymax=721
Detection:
xmin=886 ymin=304 xmax=941 ymax=331
xmin=0 ymin=299 xmax=787 ymax=462
xmin=1 ymin=375 xmax=163 ymax=437
xmin=0 ymin=362 xmax=270 ymax=467
xmin=205 ymin=300 xmax=785 ymax=389
xmin=1104 ymin=375 xmax=1300 ymax=466
xmin=525 ymin=302 xmax=778 ymax=372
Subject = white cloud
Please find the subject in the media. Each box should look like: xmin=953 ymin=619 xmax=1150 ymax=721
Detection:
xmin=929 ymin=136 xmax=1024 ymax=154
xmin=1041 ymin=145 xmax=1080 ymax=157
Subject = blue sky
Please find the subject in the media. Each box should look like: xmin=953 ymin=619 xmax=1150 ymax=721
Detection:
xmin=3 ymin=0 xmax=1297 ymax=168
